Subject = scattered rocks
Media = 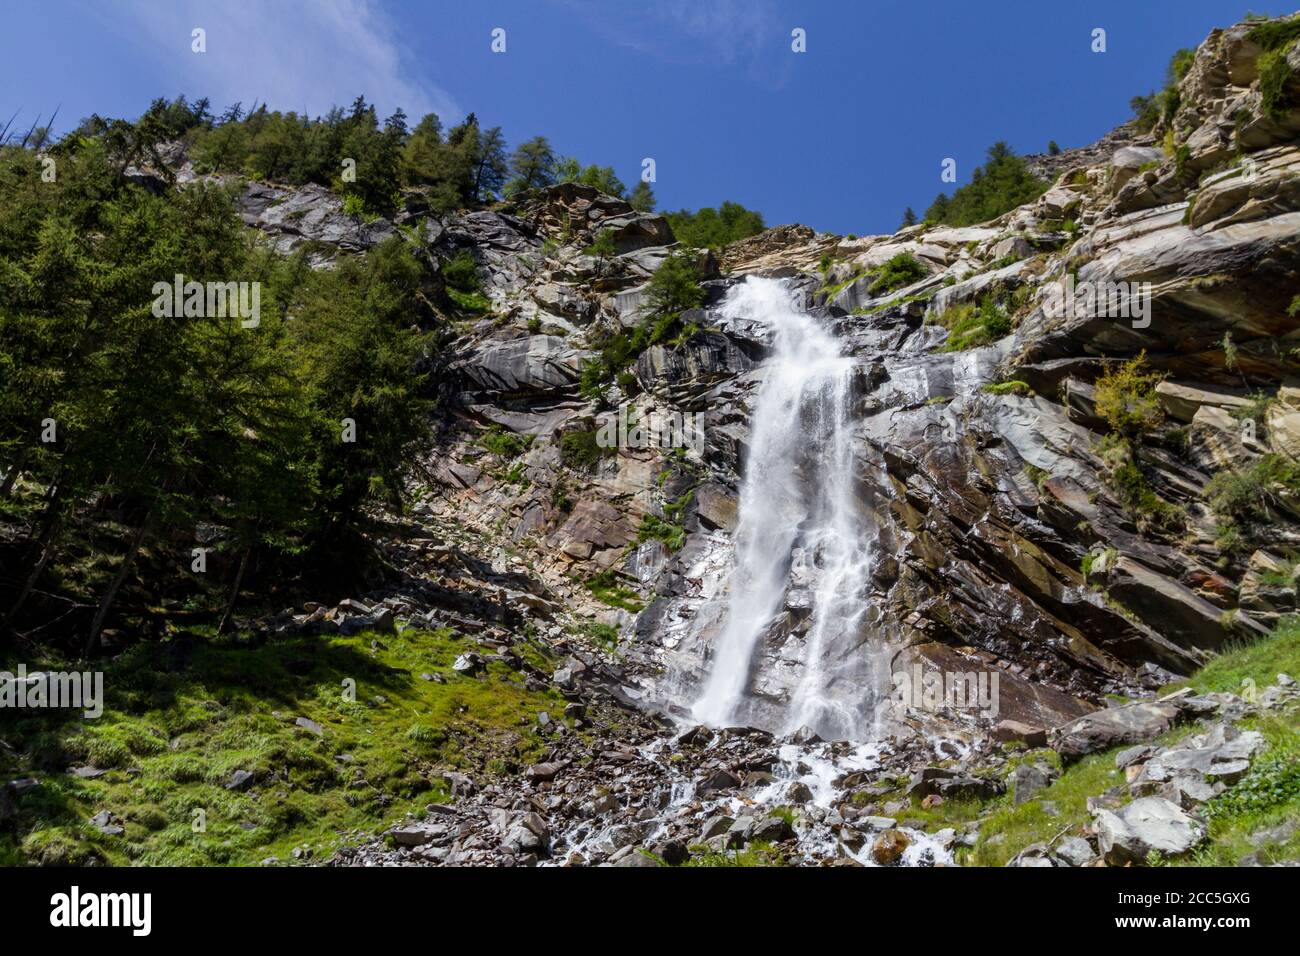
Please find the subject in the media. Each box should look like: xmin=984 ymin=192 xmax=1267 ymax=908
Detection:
xmin=452 ymin=653 xmax=485 ymax=676
xmin=225 ymin=769 xmax=256 ymax=792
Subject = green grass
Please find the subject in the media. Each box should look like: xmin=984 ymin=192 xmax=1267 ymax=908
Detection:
xmin=850 ymin=291 xmax=935 ymax=317
xmin=579 ymin=621 xmax=621 ymax=650
xmin=637 ymin=515 xmax=686 ymax=551
xmin=445 ymin=287 xmax=492 ymax=313
xmin=475 ymin=425 xmax=534 ymax=459
xmin=966 ymin=730 xmax=1195 ymax=867
xmin=0 ymin=626 xmax=563 ymax=866
xmin=819 ymin=270 xmax=869 ymax=300
xmin=984 ymin=380 xmax=1033 ymax=396
xmin=584 ymin=570 xmax=645 ymax=613
xmin=682 ymin=840 xmax=787 ymax=867
xmin=1168 ymin=615 xmax=1300 ymax=696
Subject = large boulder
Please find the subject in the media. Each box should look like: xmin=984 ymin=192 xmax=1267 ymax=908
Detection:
xmin=1052 ymin=700 xmax=1182 ymax=762
xmin=1093 ymin=796 xmax=1206 ymax=864
xmin=553 ymin=501 xmax=634 ymax=560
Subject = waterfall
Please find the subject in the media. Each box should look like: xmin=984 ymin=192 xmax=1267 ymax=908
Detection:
xmin=690 ymin=277 xmax=881 ymax=741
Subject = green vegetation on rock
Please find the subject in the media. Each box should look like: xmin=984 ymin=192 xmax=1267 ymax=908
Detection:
xmin=932 ymin=296 xmax=1012 ymax=351
xmin=923 ymin=142 xmax=1048 ymax=227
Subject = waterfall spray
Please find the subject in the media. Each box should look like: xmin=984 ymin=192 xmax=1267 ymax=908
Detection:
xmin=691 ymin=277 xmax=880 ymax=741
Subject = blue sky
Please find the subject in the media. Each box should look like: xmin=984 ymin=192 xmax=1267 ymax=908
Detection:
xmin=3 ymin=0 xmax=1279 ymax=235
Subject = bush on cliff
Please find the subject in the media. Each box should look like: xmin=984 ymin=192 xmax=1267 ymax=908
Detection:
xmin=1094 ymin=352 xmax=1164 ymax=438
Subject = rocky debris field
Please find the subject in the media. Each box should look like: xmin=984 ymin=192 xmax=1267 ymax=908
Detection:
xmin=330 ymin=672 xmax=1297 ymax=867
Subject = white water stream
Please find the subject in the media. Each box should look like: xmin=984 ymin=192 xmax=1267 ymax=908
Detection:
xmin=690 ymin=277 xmax=884 ymax=742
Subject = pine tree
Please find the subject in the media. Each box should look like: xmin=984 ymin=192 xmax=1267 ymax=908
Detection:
xmin=628 ymin=180 xmax=656 ymax=212
xmin=469 ymin=126 xmax=508 ymax=202
xmin=506 ymin=135 xmax=556 ymax=196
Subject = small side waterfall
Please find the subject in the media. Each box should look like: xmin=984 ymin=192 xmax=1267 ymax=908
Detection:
xmin=690 ymin=277 xmax=883 ymax=741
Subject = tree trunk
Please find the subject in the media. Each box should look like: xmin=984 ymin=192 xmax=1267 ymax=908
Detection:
xmin=0 ymin=446 xmax=28 ymax=498
xmin=83 ymin=513 xmax=152 ymax=659
xmin=1 ymin=484 xmax=66 ymax=635
xmin=217 ymin=545 xmax=252 ymax=635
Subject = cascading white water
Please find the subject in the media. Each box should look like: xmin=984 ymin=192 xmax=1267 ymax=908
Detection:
xmin=691 ymin=277 xmax=881 ymax=741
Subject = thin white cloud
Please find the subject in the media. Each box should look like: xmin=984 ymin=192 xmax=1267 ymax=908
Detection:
xmin=648 ymin=0 xmax=779 ymax=65
xmin=90 ymin=0 xmax=460 ymax=120
xmin=554 ymin=0 xmax=783 ymax=73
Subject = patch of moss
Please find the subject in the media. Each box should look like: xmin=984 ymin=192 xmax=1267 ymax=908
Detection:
xmin=584 ymin=570 xmax=645 ymax=613
xmin=984 ymin=380 xmax=1033 ymax=396
xmin=0 ymin=626 xmax=563 ymax=866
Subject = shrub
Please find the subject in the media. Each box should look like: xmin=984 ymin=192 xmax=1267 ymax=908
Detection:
xmin=1094 ymin=352 xmax=1164 ymax=438
xmin=1248 ymin=17 xmax=1300 ymax=118
xmin=560 ymin=429 xmax=612 ymax=471
xmin=475 ymin=425 xmax=534 ymax=459
xmin=1130 ymin=47 xmax=1196 ymax=132
xmin=1258 ymin=48 xmax=1294 ymax=118
xmin=646 ymin=250 xmax=705 ymax=317
xmin=868 ymin=252 xmax=928 ymax=295
xmin=1206 ymin=453 xmax=1300 ymax=524
xmin=934 ymin=296 xmax=1012 ymax=351
xmin=550 ymin=479 xmax=572 ymax=513
xmin=1100 ymin=434 xmax=1186 ymax=533
xmin=442 ymin=250 xmax=491 ymax=312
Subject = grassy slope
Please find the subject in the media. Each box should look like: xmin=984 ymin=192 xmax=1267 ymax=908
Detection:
xmin=959 ymin=619 xmax=1300 ymax=866
xmin=1 ymin=626 xmax=564 ymax=865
